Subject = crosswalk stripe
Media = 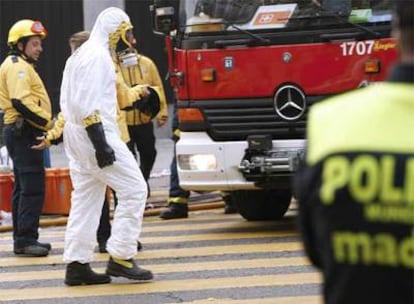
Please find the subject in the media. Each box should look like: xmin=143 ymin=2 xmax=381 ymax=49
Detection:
xmin=0 ymin=272 xmax=321 ymax=301
xmin=174 ymin=295 xmax=323 ymax=304
xmin=0 ymin=218 xmax=295 ymax=241
xmin=0 ymin=242 xmax=303 ymax=267
xmin=0 ymin=256 xmax=311 ymax=282
xmin=0 ymin=231 xmax=299 ymax=251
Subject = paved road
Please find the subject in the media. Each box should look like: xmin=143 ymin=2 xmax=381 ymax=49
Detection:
xmin=0 ymin=207 xmax=322 ymax=303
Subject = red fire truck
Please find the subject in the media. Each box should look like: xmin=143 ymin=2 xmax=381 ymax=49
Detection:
xmin=151 ymin=0 xmax=398 ymax=220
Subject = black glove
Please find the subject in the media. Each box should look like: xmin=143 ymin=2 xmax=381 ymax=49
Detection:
xmin=134 ymin=87 xmax=161 ymax=119
xmin=85 ymin=122 xmax=115 ymax=168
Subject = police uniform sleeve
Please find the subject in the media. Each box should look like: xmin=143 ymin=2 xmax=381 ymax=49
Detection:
xmin=7 ymin=60 xmax=53 ymax=130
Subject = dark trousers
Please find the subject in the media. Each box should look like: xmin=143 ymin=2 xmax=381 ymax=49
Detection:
xmin=3 ymin=123 xmax=45 ymax=247
xmin=169 ymin=144 xmax=190 ymax=199
xmin=127 ymin=122 xmax=156 ymax=182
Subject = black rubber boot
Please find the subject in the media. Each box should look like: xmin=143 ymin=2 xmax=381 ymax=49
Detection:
xmin=106 ymin=257 xmax=153 ymax=281
xmin=65 ymin=262 xmax=111 ymax=286
xmin=13 ymin=244 xmax=49 ymax=257
xmin=159 ymin=203 xmax=188 ymax=220
xmin=38 ymin=242 xmax=52 ymax=251
xmin=223 ymin=195 xmax=237 ymax=214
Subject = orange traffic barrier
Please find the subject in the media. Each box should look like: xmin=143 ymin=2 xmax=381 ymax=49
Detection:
xmin=43 ymin=168 xmax=57 ymax=214
xmin=0 ymin=172 xmax=13 ymax=212
xmin=0 ymin=168 xmax=73 ymax=215
xmin=55 ymin=168 xmax=73 ymax=214
xmin=42 ymin=168 xmax=73 ymax=215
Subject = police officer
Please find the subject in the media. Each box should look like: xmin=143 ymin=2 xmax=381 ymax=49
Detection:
xmin=295 ymin=1 xmax=414 ymax=303
xmin=115 ymin=34 xmax=168 ymax=198
xmin=0 ymin=19 xmax=53 ymax=257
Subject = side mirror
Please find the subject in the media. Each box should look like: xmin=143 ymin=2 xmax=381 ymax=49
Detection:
xmin=150 ymin=0 xmax=178 ymax=35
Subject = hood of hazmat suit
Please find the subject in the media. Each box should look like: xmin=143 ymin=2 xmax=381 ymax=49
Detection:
xmin=59 ymin=7 xmax=132 ymax=168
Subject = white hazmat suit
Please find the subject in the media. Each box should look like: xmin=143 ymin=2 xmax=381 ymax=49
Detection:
xmin=60 ymin=7 xmax=147 ymax=263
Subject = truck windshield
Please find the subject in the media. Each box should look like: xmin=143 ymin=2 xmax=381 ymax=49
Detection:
xmin=179 ymin=0 xmax=392 ymax=34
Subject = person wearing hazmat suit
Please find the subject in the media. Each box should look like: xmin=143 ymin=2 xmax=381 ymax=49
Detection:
xmin=60 ymin=7 xmax=154 ymax=285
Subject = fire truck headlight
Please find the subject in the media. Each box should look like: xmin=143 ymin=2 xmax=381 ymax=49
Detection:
xmin=178 ymin=154 xmax=217 ymax=171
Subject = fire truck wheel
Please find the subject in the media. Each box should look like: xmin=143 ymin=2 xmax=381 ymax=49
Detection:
xmin=232 ymin=189 xmax=292 ymax=221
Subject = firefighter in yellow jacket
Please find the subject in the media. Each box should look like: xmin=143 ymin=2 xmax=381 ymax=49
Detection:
xmin=0 ymin=19 xmax=53 ymax=257
xmin=295 ymin=1 xmax=414 ymax=303
xmin=115 ymin=36 xmax=168 ymax=197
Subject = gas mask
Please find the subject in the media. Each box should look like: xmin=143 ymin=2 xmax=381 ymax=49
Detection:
xmin=118 ymin=49 xmax=138 ymax=67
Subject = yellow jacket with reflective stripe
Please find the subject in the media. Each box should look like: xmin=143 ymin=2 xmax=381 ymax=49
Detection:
xmin=0 ymin=55 xmax=53 ymax=130
xmin=118 ymin=53 xmax=168 ymax=125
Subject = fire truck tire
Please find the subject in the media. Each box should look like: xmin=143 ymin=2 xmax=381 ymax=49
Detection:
xmin=232 ymin=189 xmax=291 ymax=221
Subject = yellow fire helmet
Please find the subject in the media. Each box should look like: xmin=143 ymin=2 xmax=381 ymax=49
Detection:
xmin=8 ymin=19 xmax=47 ymax=46
xmin=109 ymin=20 xmax=133 ymax=51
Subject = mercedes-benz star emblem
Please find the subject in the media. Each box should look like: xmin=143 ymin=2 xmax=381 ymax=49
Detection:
xmin=273 ymin=85 xmax=306 ymax=121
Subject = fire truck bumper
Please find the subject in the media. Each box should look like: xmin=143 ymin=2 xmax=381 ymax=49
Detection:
xmin=176 ymin=132 xmax=306 ymax=191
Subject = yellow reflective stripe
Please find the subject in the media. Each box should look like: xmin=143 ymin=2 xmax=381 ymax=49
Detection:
xmin=82 ymin=112 xmax=101 ymax=127
xmin=111 ymin=258 xmax=133 ymax=269
xmin=168 ymin=197 xmax=188 ymax=204
xmin=173 ymin=129 xmax=180 ymax=138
